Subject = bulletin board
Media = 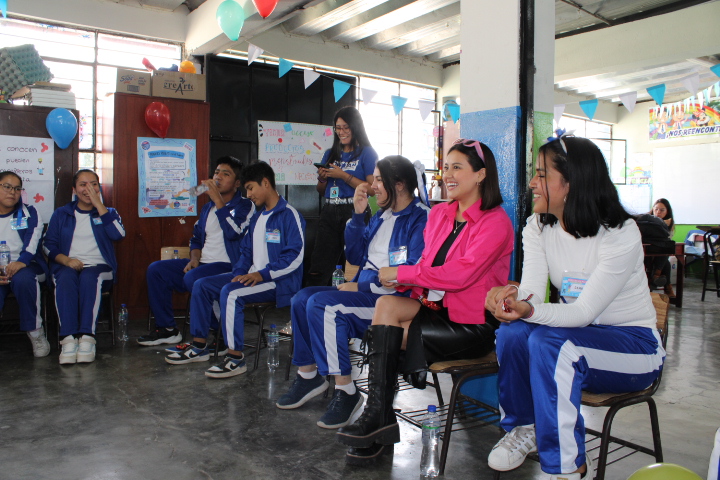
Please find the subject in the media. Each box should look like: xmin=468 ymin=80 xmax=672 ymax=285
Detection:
xmin=257 ymin=120 xmax=334 ymax=185
xmin=652 ymin=143 xmax=720 ymax=224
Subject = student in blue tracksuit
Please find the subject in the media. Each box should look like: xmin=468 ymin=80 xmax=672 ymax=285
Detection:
xmin=45 ymin=169 xmax=125 ymax=365
xmin=139 ymin=157 xmax=254 ymax=347
xmin=0 ymin=171 xmax=50 ymax=357
xmin=276 ymin=156 xmax=430 ymax=429
xmin=166 ymin=162 xmax=305 ymax=379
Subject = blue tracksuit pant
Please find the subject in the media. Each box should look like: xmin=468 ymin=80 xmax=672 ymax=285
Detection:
xmin=292 ymin=286 xmax=379 ymax=377
xmin=147 ymin=259 xmax=232 ymax=329
xmin=496 ymin=321 xmax=665 ymax=474
xmin=0 ymin=262 xmax=45 ymax=331
xmin=54 ymin=264 xmax=113 ymax=337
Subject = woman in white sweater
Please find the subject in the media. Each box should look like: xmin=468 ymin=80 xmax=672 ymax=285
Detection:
xmin=485 ymin=133 xmax=666 ymax=480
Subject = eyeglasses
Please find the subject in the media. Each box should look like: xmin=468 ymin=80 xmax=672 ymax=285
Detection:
xmin=0 ymin=184 xmax=24 ymax=193
xmin=453 ymin=138 xmax=485 ymax=163
xmin=333 ymin=125 xmax=351 ymax=133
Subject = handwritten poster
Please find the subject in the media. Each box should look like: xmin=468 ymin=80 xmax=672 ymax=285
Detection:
xmin=257 ymin=121 xmax=334 ymax=185
xmin=0 ymin=135 xmax=55 ymax=222
xmin=137 ymin=137 xmax=197 ymax=218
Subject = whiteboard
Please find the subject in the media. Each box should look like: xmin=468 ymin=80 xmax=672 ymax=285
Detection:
xmin=617 ymin=184 xmax=652 ymax=215
xmin=652 ymin=143 xmax=720 ymax=224
xmin=257 ymin=120 xmax=334 ymax=185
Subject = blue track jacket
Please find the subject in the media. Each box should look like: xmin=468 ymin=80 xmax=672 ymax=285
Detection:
xmin=44 ymin=201 xmax=126 ymax=280
xmin=189 ymin=191 xmax=255 ymax=265
xmin=344 ymin=197 xmax=430 ymax=293
xmin=3 ymin=202 xmax=48 ymax=276
xmin=232 ymin=196 xmax=305 ymax=308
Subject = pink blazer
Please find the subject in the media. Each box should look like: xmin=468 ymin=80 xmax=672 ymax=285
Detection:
xmin=396 ymin=199 xmax=513 ymax=324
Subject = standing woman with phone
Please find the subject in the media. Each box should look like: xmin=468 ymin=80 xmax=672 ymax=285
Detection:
xmin=306 ymin=106 xmax=378 ymax=287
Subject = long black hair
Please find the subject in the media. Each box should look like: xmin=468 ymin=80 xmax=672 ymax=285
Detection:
xmin=447 ymin=140 xmax=503 ymax=211
xmin=376 ymin=156 xmax=420 ymax=210
xmin=538 ymin=136 xmax=630 ymax=238
xmin=326 ymin=106 xmax=372 ymax=165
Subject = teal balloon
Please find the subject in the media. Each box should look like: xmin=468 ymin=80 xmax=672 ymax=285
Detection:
xmin=45 ymin=108 xmax=78 ymax=150
xmin=216 ymin=0 xmax=245 ymax=41
xmin=627 ymin=463 xmax=702 ymax=480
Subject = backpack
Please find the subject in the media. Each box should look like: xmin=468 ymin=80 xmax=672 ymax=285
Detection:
xmin=635 ymin=214 xmax=675 ymax=252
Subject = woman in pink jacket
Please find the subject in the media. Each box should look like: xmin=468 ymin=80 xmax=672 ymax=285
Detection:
xmin=336 ymin=139 xmax=514 ymax=465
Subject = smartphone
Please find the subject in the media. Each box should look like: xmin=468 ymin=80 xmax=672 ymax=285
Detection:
xmin=313 ymin=163 xmax=326 ymax=169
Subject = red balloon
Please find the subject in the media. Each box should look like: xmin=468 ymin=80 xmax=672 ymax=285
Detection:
xmin=253 ymin=0 xmax=279 ymax=18
xmin=145 ymin=102 xmax=170 ymax=138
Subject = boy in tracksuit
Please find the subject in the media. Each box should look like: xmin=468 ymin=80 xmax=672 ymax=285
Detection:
xmin=166 ymin=162 xmax=305 ymax=379
xmin=139 ymin=156 xmax=255 ymax=346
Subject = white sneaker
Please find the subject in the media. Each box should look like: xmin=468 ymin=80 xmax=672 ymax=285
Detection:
xmin=27 ymin=327 xmax=50 ymax=357
xmin=548 ymin=453 xmax=593 ymax=480
xmin=59 ymin=336 xmax=79 ymax=365
xmin=488 ymin=425 xmax=538 ymax=471
xmin=76 ymin=335 xmax=96 ymax=363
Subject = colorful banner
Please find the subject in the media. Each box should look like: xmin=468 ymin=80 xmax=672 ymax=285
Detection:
xmin=137 ymin=137 xmax=197 ymax=217
xmin=649 ymin=100 xmax=720 ymax=141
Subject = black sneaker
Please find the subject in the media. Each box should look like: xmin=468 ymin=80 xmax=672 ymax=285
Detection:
xmin=276 ymin=374 xmax=329 ymax=409
xmin=317 ymin=389 xmax=363 ymax=429
xmin=138 ymin=328 xmax=182 ymax=346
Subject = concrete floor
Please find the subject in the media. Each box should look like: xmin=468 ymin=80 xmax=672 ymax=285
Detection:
xmin=1 ymin=277 xmax=719 ymax=480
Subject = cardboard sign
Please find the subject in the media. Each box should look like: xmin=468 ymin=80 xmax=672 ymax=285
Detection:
xmin=151 ymin=71 xmax=206 ymax=101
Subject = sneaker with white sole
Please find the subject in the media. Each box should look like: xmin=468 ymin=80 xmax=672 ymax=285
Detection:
xmin=317 ymin=389 xmax=363 ymax=429
xmin=165 ymin=342 xmax=192 ymax=353
xmin=276 ymin=373 xmax=329 ymax=409
xmin=59 ymin=336 xmax=79 ymax=365
xmin=548 ymin=453 xmax=593 ymax=480
xmin=77 ymin=335 xmax=96 ymax=363
xmin=488 ymin=425 xmax=537 ymax=471
xmin=27 ymin=327 xmax=50 ymax=357
xmin=205 ymin=356 xmax=247 ymax=379
xmin=137 ymin=328 xmax=182 ymax=346
xmin=165 ymin=344 xmax=209 ymax=364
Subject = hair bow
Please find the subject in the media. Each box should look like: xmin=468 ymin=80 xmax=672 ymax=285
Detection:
xmin=413 ymin=160 xmax=429 ymax=206
xmin=545 ymin=128 xmax=574 ymax=153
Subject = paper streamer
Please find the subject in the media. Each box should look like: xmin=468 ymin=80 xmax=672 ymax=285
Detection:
xmin=361 ymin=88 xmax=377 ymax=105
xmin=579 ymin=99 xmax=598 ymax=121
xmin=447 ymin=103 xmax=460 ymax=123
xmin=333 ymin=80 xmax=351 ymax=102
xmin=391 ymin=95 xmax=407 ymax=116
xmin=647 ymin=84 xmax=666 ymax=106
xmin=247 ymin=43 xmax=263 ymax=64
xmin=553 ymin=104 xmax=565 ymax=126
xmin=619 ymin=92 xmax=637 ymax=114
xmin=304 ymin=69 xmax=320 ymax=89
xmin=681 ymin=73 xmax=700 ymax=96
xmin=418 ymin=99 xmax=435 ymax=121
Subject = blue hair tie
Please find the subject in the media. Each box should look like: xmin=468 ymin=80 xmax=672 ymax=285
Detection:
xmin=545 ymin=128 xmax=574 ymax=153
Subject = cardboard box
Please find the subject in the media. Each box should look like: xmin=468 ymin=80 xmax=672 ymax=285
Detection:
xmin=116 ymin=68 xmax=151 ymax=95
xmin=151 ymin=70 xmax=206 ymax=101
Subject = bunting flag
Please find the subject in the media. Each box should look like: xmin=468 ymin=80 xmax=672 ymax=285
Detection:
xmin=361 ymin=88 xmax=377 ymax=105
xmin=553 ymin=104 xmax=565 ymax=126
xmin=711 ymin=64 xmax=720 ymax=79
xmin=0 ymin=0 xmax=7 ymax=18
xmin=680 ymin=73 xmax=700 ymax=96
xmin=579 ymin=99 xmax=598 ymax=121
xmin=447 ymin=102 xmax=460 ymax=123
xmin=715 ymin=81 xmax=720 ymax=99
xmin=619 ymin=92 xmax=637 ymax=113
xmin=247 ymin=43 xmax=263 ymax=65
xmin=278 ymin=58 xmax=294 ymax=77
xmin=333 ymin=80 xmax=351 ymax=102
xmin=303 ymin=69 xmax=320 ymax=89
xmin=418 ymin=99 xmax=435 ymax=121
xmin=391 ymin=95 xmax=407 ymax=115
xmin=698 ymin=90 xmax=705 ymax=108
xmin=647 ymin=84 xmax=666 ymax=106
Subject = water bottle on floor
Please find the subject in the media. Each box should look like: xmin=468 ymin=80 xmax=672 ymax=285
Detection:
xmin=420 ymin=405 xmax=441 ymax=478
xmin=0 ymin=241 xmax=10 ymax=277
xmin=267 ymin=323 xmax=280 ymax=369
xmin=331 ymin=265 xmax=345 ymax=287
xmin=118 ymin=304 xmax=129 ymax=343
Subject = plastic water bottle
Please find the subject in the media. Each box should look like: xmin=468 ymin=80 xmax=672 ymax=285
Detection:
xmin=188 ymin=184 xmax=209 ymax=197
xmin=267 ymin=323 xmax=280 ymax=369
xmin=118 ymin=304 xmax=129 ymax=343
xmin=0 ymin=241 xmax=10 ymax=277
xmin=172 ymin=249 xmax=179 ymax=260
xmin=331 ymin=265 xmax=345 ymax=287
xmin=420 ymin=405 xmax=441 ymax=478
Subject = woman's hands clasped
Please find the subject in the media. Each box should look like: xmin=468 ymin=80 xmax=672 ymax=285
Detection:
xmin=485 ymin=285 xmax=532 ymax=323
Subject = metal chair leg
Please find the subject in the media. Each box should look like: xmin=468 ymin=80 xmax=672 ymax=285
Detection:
xmin=431 ymin=372 xmax=444 ymax=407
xmin=252 ymin=305 xmax=271 ymax=371
xmin=647 ymin=398 xmax=663 ymax=463
xmin=438 ymin=369 xmax=478 ymax=476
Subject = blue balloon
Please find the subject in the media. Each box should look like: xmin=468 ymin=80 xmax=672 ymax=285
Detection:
xmin=216 ymin=0 xmax=245 ymax=41
xmin=45 ymin=108 xmax=78 ymax=149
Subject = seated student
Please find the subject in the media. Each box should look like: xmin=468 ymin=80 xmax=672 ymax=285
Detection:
xmin=0 ymin=171 xmax=50 ymax=357
xmin=336 ymin=139 xmax=513 ymax=464
xmin=648 ymin=198 xmax=676 ymax=296
xmin=485 ymin=133 xmax=665 ymax=480
xmin=276 ymin=156 xmax=430 ymax=429
xmin=138 ymin=156 xmax=254 ymax=346
xmin=166 ymin=161 xmax=305 ymax=379
xmin=44 ymin=169 xmax=126 ymax=365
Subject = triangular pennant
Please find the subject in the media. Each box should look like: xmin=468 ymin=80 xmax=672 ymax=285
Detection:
xmin=447 ymin=103 xmax=460 ymax=123
xmin=391 ymin=96 xmax=408 ymax=116
xmin=418 ymin=100 xmax=435 ymax=121
xmin=646 ymin=84 xmax=666 ymax=106
xmin=553 ymin=104 xmax=565 ymax=126
xmin=715 ymin=81 xmax=720 ymax=99
xmin=698 ymin=90 xmax=704 ymax=108
xmin=333 ymin=80 xmax=351 ymax=102
xmin=361 ymin=88 xmax=377 ymax=105
xmin=278 ymin=58 xmax=294 ymax=77
xmin=681 ymin=73 xmax=700 ymax=96
xmin=619 ymin=92 xmax=637 ymax=114
xmin=711 ymin=64 xmax=720 ymax=79
xmin=0 ymin=0 xmax=7 ymax=18
xmin=247 ymin=43 xmax=263 ymax=64
xmin=579 ymin=99 xmax=598 ymax=121
xmin=304 ymin=69 xmax=320 ymax=89
xmin=706 ymin=86 xmax=714 ymax=100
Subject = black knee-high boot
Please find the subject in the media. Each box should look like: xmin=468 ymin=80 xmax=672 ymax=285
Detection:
xmin=337 ymin=325 xmax=403 ymax=448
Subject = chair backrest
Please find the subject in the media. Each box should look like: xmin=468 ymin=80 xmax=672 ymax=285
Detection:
xmin=160 ymin=246 xmax=190 ymax=260
xmin=651 ymin=292 xmax=670 ymax=349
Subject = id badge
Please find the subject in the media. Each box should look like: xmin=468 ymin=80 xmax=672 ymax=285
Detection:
xmin=560 ymin=271 xmax=588 ymax=304
xmin=388 ymin=246 xmax=407 ymax=266
xmin=92 ymin=217 xmax=103 ymax=225
xmin=265 ymin=228 xmax=281 ymax=243
xmin=330 ymin=186 xmax=339 ymax=198
xmin=11 ymin=217 xmax=28 ymax=230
